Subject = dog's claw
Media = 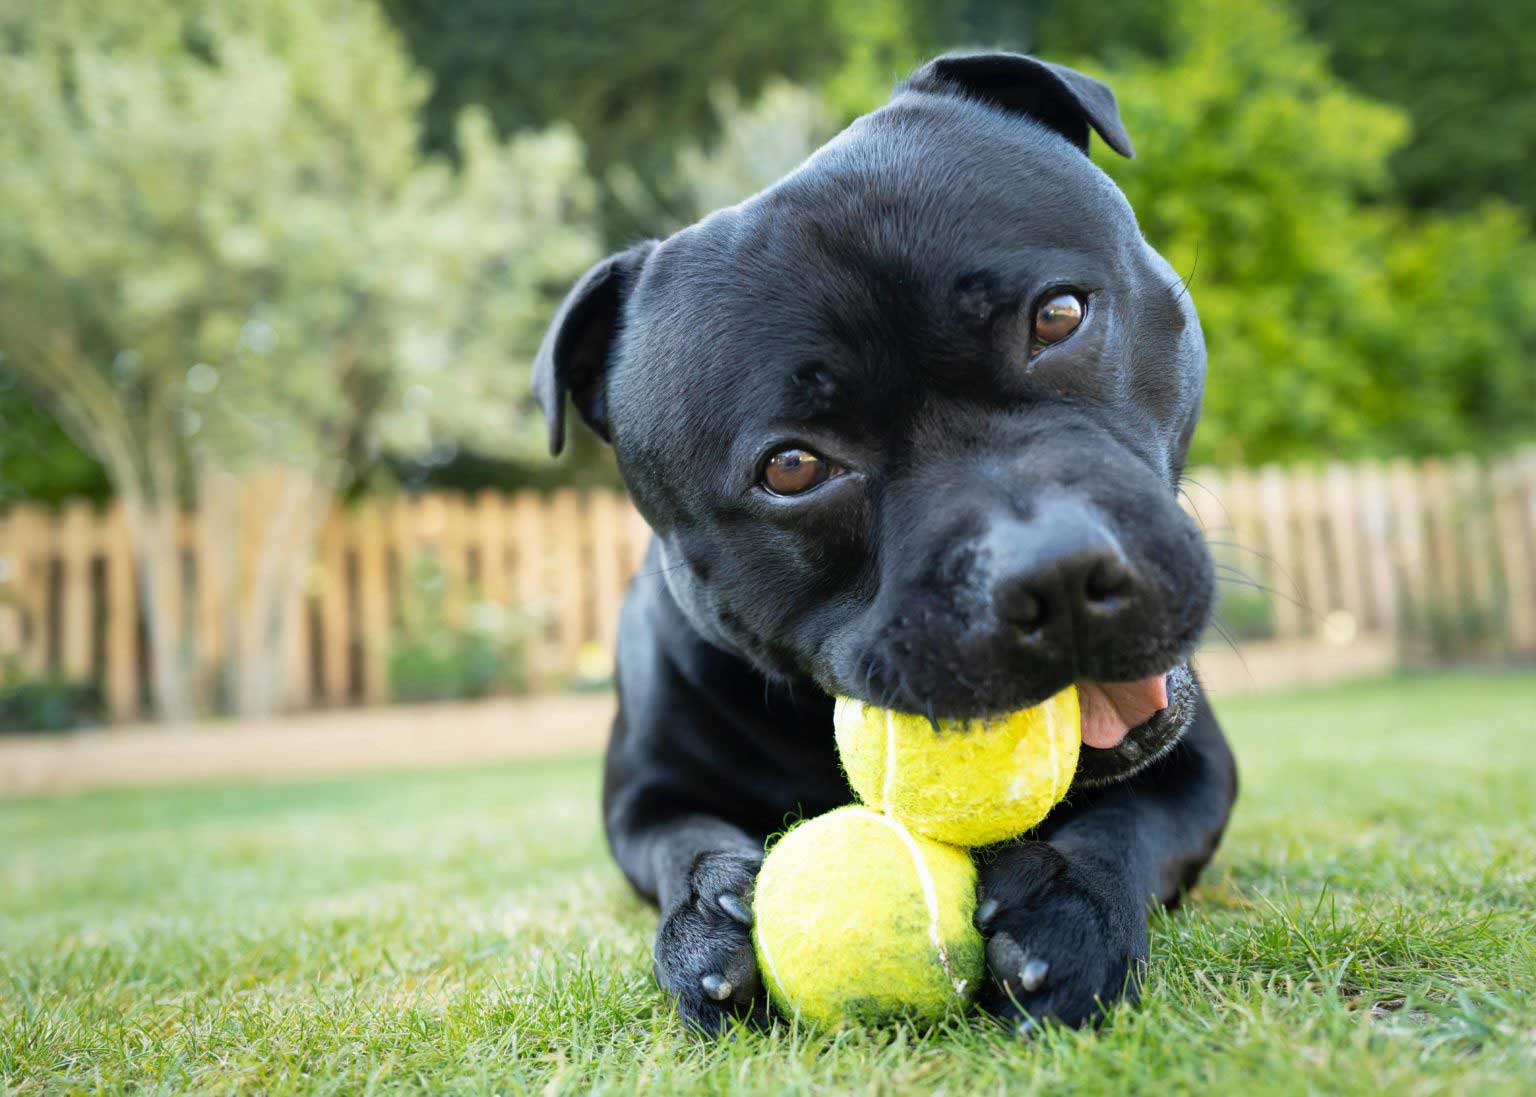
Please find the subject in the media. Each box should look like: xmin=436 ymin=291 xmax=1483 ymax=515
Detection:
xmin=1016 ymin=1017 xmax=1039 ymax=1040
xmin=701 ymin=973 xmax=734 ymax=1001
xmin=974 ymin=897 xmax=1000 ymax=929
xmin=717 ymin=892 xmax=753 ymax=926
xmin=1020 ymin=958 xmax=1050 ymax=992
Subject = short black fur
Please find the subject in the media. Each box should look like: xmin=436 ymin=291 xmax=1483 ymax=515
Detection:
xmin=536 ymin=51 xmax=1237 ymax=1033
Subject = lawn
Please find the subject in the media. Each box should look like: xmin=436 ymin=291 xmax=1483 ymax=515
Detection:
xmin=2 ymin=672 xmax=1534 ymax=1094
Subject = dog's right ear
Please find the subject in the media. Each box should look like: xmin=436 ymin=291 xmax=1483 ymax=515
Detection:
xmin=902 ymin=52 xmax=1134 ymax=159
xmin=532 ymin=241 xmax=655 ymax=456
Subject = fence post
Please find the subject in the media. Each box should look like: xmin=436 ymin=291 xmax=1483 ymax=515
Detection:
xmin=316 ymin=511 xmax=351 ymax=706
xmin=1290 ymin=466 xmax=1331 ymax=631
xmin=1419 ymin=459 xmax=1464 ymax=647
xmin=546 ymin=489 xmax=585 ymax=676
xmin=1354 ymin=461 xmax=1399 ymax=636
xmin=472 ymin=489 xmax=509 ymax=607
xmin=102 ymin=504 xmax=139 ymax=720
xmin=1492 ymin=455 xmax=1536 ymax=653
xmin=1256 ymin=466 xmax=1303 ymax=638
xmin=1323 ymin=462 xmax=1367 ymax=630
xmin=1387 ymin=458 xmax=1430 ymax=644
xmin=9 ymin=506 xmax=49 ymax=677
xmin=59 ymin=501 xmax=96 ymax=681
xmin=587 ymin=491 xmax=624 ymax=659
xmin=1451 ymin=456 xmax=1496 ymax=636
xmin=622 ymin=495 xmax=652 ymax=579
xmin=353 ymin=502 xmax=390 ymax=706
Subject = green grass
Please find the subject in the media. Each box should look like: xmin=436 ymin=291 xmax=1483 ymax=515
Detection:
xmin=3 ymin=672 xmax=1535 ymax=1094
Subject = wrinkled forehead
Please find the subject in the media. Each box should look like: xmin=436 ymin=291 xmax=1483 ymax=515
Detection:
xmin=611 ymin=96 xmax=1152 ymax=461
xmin=634 ymin=98 xmax=1143 ymax=332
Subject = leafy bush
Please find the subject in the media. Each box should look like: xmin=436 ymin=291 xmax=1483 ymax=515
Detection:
xmin=388 ymin=557 xmax=531 ymax=703
xmin=0 ymin=670 xmax=105 ymax=733
xmin=1086 ymin=0 xmax=1536 ymax=466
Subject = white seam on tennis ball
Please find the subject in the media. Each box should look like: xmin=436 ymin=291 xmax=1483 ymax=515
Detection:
xmin=754 ymin=918 xmax=789 ymax=1016
xmin=881 ymin=709 xmax=898 ymax=815
xmin=848 ymin=806 xmax=963 ymax=994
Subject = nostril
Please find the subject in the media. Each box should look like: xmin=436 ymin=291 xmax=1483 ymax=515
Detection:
xmin=1009 ymin=589 xmax=1048 ymax=632
xmin=1084 ymin=556 xmax=1132 ymax=605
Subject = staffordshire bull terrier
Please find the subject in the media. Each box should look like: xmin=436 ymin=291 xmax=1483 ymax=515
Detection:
xmin=533 ymin=51 xmax=1238 ymax=1033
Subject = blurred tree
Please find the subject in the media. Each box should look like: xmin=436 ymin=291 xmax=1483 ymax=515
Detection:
xmin=0 ymin=0 xmax=600 ymax=719
xmin=0 ymin=385 xmax=111 ymax=504
xmin=1011 ymin=0 xmax=1536 ymax=217
xmin=1293 ymin=0 xmax=1536 ymax=215
xmin=608 ymin=82 xmax=837 ymax=233
xmin=1086 ymin=0 xmax=1536 ymax=465
xmin=379 ymin=0 xmax=842 ymax=239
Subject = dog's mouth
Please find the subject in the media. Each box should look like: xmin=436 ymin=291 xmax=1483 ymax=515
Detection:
xmin=1077 ymin=674 xmax=1170 ymax=750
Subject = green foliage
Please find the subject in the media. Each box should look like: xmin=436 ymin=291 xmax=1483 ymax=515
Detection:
xmin=380 ymin=0 xmax=843 ymax=240
xmin=1294 ymin=0 xmax=1536 ymax=215
xmin=0 ymin=669 xmax=105 ymax=733
xmin=0 ymin=382 xmax=109 ymax=504
xmin=1085 ymin=0 xmax=1536 ymax=464
xmin=388 ymin=556 xmax=530 ymax=703
xmin=0 ymin=0 xmax=602 ymax=482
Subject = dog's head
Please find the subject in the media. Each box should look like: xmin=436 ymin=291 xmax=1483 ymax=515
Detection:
xmin=535 ymin=53 xmax=1213 ymax=784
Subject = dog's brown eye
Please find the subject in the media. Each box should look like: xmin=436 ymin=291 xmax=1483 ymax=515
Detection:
xmin=1031 ymin=291 xmax=1085 ymax=351
xmin=762 ymin=448 xmax=836 ymax=496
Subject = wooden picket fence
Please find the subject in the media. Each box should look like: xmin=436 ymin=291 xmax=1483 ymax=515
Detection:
xmin=1 ymin=452 xmax=1534 ymax=723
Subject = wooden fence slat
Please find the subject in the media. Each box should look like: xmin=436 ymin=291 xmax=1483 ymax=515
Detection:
xmin=1492 ymin=457 xmax=1536 ymax=653
xmin=623 ymin=497 xmax=652 ymax=579
xmin=282 ymin=562 xmax=313 ymax=712
xmin=58 ymin=501 xmax=95 ymax=680
xmin=1217 ymin=467 xmax=1269 ymax=632
xmin=0 ymin=511 xmax=18 ymax=665
xmin=353 ymin=503 xmax=390 ymax=706
xmin=588 ymin=491 xmax=624 ymax=657
xmin=547 ymin=489 xmax=584 ymax=672
xmin=195 ymin=473 xmax=243 ymax=703
xmin=473 ymin=489 xmax=509 ymax=607
xmin=1290 ymin=466 xmax=1331 ymax=631
xmin=1323 ymin=462 xmax=1367 ymax=627
xmin=1257 ymin=466 xmax=1304 ymax=639
xmin=1420 ymin=459 xmax=1464 ymax=642
xmin=1354 ymin=461 xmax=1399 ymax=634
xmin=509 ymin=492 xmax=549 ymax=681
xmin=10 ymin=505 xmax=50 ymax=677
xmin=1452 ymin=456 xmax=1496 ymax=629
xmin=1180 ymin=468 xmax=1227 ymax=540
xmin=5 ymin=454 xmax=1533 ymax=725
xmin=317 ymin=513 xmax=350 ymax=706
xmin=102 ymin=504 xmax=139 ymax=720
xmin=1387 ymin=458 xmax=1430 ymax=639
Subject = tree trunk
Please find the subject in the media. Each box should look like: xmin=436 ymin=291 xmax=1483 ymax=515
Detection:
xmin=230 ymin=464 xmax=336 ymax=718
xmin=121 ymin=493 xmax=197 ymax=723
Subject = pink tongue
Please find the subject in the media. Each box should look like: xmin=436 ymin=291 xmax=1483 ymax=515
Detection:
xmin=1078 ymin=676 xmax=1169 ymax=749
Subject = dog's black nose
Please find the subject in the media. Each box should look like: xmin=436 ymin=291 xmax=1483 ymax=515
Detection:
xmin=991 ymin=502 xmax=1138 ymax=636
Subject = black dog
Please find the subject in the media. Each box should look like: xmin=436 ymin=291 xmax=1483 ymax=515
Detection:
xmin=533 ymin=52 xmax=1237 ymax=1033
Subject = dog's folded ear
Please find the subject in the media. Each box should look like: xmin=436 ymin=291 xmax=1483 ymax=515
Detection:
xmin=903 ymin=51 xmax=1134 ymax=159
xmin=532 ymin=240 xmax=656 ymax=456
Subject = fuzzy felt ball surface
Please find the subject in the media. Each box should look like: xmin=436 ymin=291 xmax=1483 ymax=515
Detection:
xmin=752 ymin=806 xmax=984 ymax=1028
xmin=833 ymin=687 xmax=1080 ymax=847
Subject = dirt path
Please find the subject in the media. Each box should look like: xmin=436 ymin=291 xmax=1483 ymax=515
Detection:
xmin=0 ymin=637 xmax=1396 ymax=800
xmin=0 ymin=693 xmax=616 ymax=799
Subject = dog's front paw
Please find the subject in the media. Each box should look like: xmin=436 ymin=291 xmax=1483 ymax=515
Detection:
xmin=653 ymin=849 xmax=767 ymax=1032
xmin=974 ymin=842 xmax=1148 ymax=1033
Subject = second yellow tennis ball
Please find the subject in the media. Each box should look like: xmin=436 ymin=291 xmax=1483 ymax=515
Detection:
xmin=753 ymin=805 xmax=984 ymax=1027
xmin=833 ymin=686 xmax=1080 ymax=846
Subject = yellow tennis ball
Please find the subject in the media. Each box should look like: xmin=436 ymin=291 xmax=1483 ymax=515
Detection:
xmin=753 ymin=805 xmax=984 ymax=1028
xmin=833 ymin=686 xmax=1080 ymax=846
